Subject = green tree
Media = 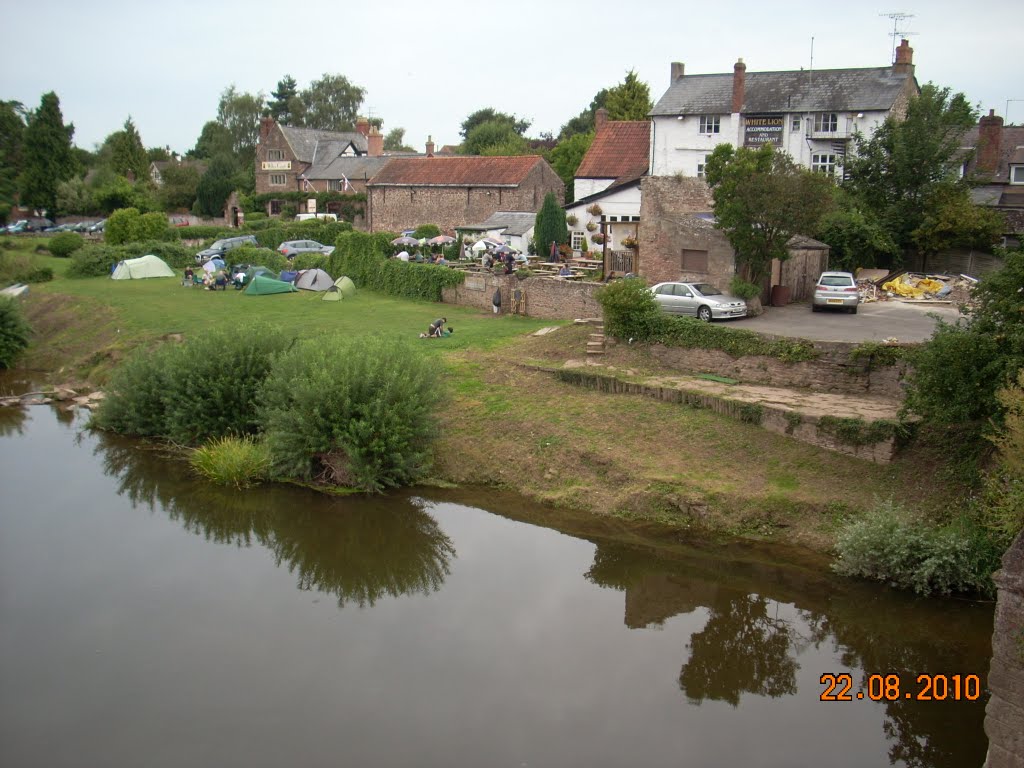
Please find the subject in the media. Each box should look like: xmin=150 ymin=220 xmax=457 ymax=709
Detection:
xmin=384 ymin=127 xmax=414 ymax=152
xmin=704 ymin=144 xmax=835 ymax=284
xmin=0 ymin=100 xmax=26 ymax=206
xmin=459 ymin=108 xmax=530 ymax=140
xmin=195 ymin=154 xmax=237 ymax=217
xmin=267 ymin=75 xmax=303 ymax=125
xmin=814 ymin=200 xmax=899 ymax=272
xmin=19 ymin=92 xmax=77 ymax=215
xmin=558 ymin=89 xmax=609 ymax=141
xmin=299 ymin=74 xmax=365 ymax=132
xmin=109 ymin=117 xmax=149 ymax=181
xmin=604 ymin=70 xmax=653 ymax=121
xmin=216 ymin=85 xmax=265 ymax=157
xmin=533 ymin=192 xmax=568 ymax=258
xmin=55 ymin=176 xmax=94 ymax=215
xmin=157 ymin=164 xmax=201 ymax=211
xmin=549 ymin=132 xmax=594 ymax=203
xmin=146 ymin=146 xmax=172 ymax=163
xmin=911 ymin=186 xmax=1003 ymax=258
xmin=844 ymin=83 xmax=978 ymax=259
xmin=461 ymin=120 xmax=532 ymax=156
xmin=187 ymin=121 xmax=234 ymax=160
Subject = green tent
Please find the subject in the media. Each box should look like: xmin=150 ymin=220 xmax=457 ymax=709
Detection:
xmin=243 ymin=265 xmax=275 ymax=285
xmin=111 ymin=254 xmax=175 ymax=280
xmin=335 ymin=275 xmax=356 ymax=297
xmin=322 ymin=285 xmax=343 ymax=302
xmin=244 ymin=275 xmax=298 ymax=295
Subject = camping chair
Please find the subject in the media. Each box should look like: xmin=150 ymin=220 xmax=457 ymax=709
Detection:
xmin=191 ymin=273 xmax=205 ymax=287
xmin=214 ymin=275 xmax=229 ymax=291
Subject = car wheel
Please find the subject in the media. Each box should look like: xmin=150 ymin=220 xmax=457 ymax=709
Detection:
xmin=811 ymin=304 xmax=820 ymax=312
xmin=697 ymin=305 xmax=712 ymax=322
xmin=849 ymin=305 xmax=858 ymax=315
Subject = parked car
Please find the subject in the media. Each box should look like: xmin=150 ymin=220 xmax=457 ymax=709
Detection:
xmin=650 ymin=282 xmax=748 ymax=322
xmin=87 ymin=219 xmax=107 ymax=233
xmin=812 ymin=271 xmax=860 ymax=314
xmin=6 ymin=220 xmax=28 ymax=233
xmin=195 ymin=234 xmax=259 ymax=263
xmin=277 ymin=239 xmax=336 ymax=259
xmin=25 ymin=218 xmax=55 ymax=232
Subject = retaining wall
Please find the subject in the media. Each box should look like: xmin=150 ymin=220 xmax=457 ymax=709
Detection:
xmin=985 ymin=531 xmax=1024 ymax=768
xmin=442 ymin=274 xmax=603 ymax=320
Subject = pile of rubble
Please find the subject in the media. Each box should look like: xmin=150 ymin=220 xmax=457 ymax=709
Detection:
xmin=855 ymin=269 xmax=977 ymax=305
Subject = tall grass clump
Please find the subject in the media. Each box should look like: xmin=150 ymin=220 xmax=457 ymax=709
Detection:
xmin=0 ymin=297 xmax=31 ymax=369
xmin=190 ymin=435 xmax=271 ymax=488
xmin=95 ymin=325 xmax=290 ymax=443
xmin=259 ymin=334 xmax=443 ymax=492
xmin=832 ymin=498 xmax=1001 ymax=597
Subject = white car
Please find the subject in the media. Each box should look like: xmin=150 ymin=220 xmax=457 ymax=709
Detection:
xmin=812 ymin=271 xmax=860 ymax=314
xmin=650 ymin=282 xmax=748 ymax=321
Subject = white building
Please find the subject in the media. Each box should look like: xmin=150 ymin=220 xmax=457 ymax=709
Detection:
xmin=649 ymin=40 xmax=919 ymax=179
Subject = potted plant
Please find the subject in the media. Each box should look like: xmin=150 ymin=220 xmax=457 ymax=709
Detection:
xmin=566 ymin=214 xmax=578 ymax=226
xmin=590 ymin=233 xmax=606 ymax=245
xmin=586 ymin=203 xmax=602 ymax=216
xmin=621 ymin=235 xmax=638 ymax=250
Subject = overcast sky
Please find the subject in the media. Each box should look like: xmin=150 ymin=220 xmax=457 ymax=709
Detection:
xmin=3 ymin=0 xmax=1022 ymax=156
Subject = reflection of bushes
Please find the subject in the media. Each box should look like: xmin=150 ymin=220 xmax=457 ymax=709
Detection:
xmin=94 ymin=429 xmax=455 ymax=607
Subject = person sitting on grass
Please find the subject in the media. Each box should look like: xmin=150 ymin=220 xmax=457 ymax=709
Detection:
xmin=426 ymin=317 xmax=447 ymax=337
xmin=183 ymin=266 xmax=195 ymax=286
xmin=420 ymin=326 xmax=454 ymax=338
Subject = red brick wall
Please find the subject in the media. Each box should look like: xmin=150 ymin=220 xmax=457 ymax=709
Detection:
xmin=254 ymin=123 xmax=306 ymax=198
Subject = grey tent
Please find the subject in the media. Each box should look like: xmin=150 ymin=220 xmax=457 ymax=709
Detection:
xmin=295 ymin=268 xmax=334 ymax=291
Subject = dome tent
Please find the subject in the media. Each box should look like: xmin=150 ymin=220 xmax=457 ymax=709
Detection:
xmin=295 ymin=268 xmax=334 ymax=291
xmin=111 ymin=254 xmax=175 ymax=280
xmin=244 ymin=275 xmax=298 ymax=295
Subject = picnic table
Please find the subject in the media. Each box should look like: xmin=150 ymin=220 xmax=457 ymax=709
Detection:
xmin=571 ymin=257 xmax=603 ymax=268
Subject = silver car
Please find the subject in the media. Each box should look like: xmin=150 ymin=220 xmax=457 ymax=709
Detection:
xmin=651 ymin=282 xmax=748 ymax=321
xmin=278 ymin=240 xmax=336 ymax=259
xmin=812 ymin=271 xmax=860 ymax=314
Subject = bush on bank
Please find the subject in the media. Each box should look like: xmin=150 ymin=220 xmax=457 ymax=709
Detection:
xmin=0 ymin=297 xmax=31 ymax=369
xmin=258 ymin=335 xmax=443 ymax=492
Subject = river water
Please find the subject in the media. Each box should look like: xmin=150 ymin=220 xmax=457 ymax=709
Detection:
xmin=0 ymin=405 xmax=995 ymax=768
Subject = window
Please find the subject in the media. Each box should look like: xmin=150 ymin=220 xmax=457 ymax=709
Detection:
xmin=328 ymin=180 xmax=343 ymax=191
xmin=811 ymin=154 xmax=838 ymax=175
xmin=696 ymin=155 xmax=711 ymax=179
xmin=1011 ymin=165 xmax=1024 ymax=184
xmin=571 ymin=231 xmax=585 ymax=251
xmin=269 ymin=173 xmax=287 ymax=186
xmin=814 ymin=113 xmax=838 ymax=133
xmin=792 ymin=115 xmax=801 ymax=132
xmin=699 ymin=115 xmax=720 ymax=134
xmin=269 ymin=200 xmax=283 ymax=215
xmin=681 ymin=249 xmax=709 ymax=272
xmin=267 ymin=149 xmax=285 ymax=161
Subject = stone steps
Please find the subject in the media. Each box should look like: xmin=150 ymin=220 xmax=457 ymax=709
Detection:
xmin=586 ymin=325 xmax=606 ymax=356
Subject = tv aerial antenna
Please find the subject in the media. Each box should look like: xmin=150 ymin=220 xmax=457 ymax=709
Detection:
xmin=880 ymin=12 xmax=916 ymax=62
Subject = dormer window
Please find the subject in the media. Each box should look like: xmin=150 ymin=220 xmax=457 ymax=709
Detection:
xmin=814 ymin=113 xmax=838 ymax=133
xmin=699 ymin=115 xmax=721 ymax=135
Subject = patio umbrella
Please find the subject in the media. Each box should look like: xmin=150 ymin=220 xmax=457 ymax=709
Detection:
xmin=428 ymin=235 xmax=456 ymax=245
xmin=493 ymin=244 xmax=515 ymax=255
xmin=391 ymin=236 xmax=419 ymax=247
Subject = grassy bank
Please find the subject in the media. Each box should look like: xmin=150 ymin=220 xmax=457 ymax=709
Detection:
xmin=5 ymin=237 xmax=968 ymax=552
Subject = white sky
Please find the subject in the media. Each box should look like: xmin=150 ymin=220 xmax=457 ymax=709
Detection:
xmin=3 ymin=0 xmax=1022 ymax=155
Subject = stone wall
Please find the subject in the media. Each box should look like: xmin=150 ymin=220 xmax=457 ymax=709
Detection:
xmin=442 ymin=274 xmax=602 ymax=320
xmin=368 ymin=162 xmax=564 ymax=233
xmin=985 ymin=530 xmax=1024 ymax=768
xmin=638 ymin=176 xmax=722 ymax=285
xmin=254 ymin=122 xmax=302 ymax=197
xmin=647 ymin=340 xmax=912 ymax=400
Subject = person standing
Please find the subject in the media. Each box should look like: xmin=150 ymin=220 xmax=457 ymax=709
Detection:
xmin=492 ymin=288 xmax=502 ymax=314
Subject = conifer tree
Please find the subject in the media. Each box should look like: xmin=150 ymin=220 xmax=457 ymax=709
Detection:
xmin=19 ymin=92 xmax=76 ymax=214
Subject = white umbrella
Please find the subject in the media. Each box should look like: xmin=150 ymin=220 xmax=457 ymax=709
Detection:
xmin=391 ymin=236 xmax=419 ymax=247
xmin=428 ymin=235 xmax=456 ymax=245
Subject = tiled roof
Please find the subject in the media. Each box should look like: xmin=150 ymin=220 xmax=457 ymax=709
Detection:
xmin=651 ymin=67 xmax=913 ymax=115
xmin=575 ymin=121 xmax=650 ymax=179
xmin=962 ymin=124 xmax=1024 ymax=183
xmin=280 ymin=125 xmax=368 ymax=163
xmin=305 ymin=155 xmax=392 ymax=181
xmin=367 ymin=156 xmax=545 ymax=186
xmin=460 ymin=211 xmax=537 ymax=235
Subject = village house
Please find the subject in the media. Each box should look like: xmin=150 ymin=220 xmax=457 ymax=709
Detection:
xmin=963 ymin=110 xmax=1024 ymax=250
xmin=649 ymin=40 xmax=920 ymax=179
xmin=366 ymin=155 xmax=564 ymax=233
xmin=458 ymin=211 xmax=537 ymax=255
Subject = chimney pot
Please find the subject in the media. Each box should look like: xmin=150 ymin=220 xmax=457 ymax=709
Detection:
xmin=355 ymin=117 xmax=370 ymax=137
xmin=977 ymin=110 xmax=1004 ymax=175
xmin=259 ymin=116 xmax=275 ymax=142
xmin=367 ymin=126 xmax=383 ymax=157
xmin=426 ymin=135 xmax=435 ymax=157
xmin=595 ymin=107 xmax=609 ymax=131
xmin=893 ymin=39 xmax=914 ymax=75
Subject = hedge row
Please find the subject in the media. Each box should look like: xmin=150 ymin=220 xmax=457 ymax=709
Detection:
xmin=67 ymin=241 xmax=197 ymax=277
xmin=330 ymin=231 xmax=463 ymax=301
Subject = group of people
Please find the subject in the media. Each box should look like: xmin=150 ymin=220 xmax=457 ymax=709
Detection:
xmin=396 ymin=250 xmax=449 ymax=266
xmin=419 ymin=317 xmax=454 ymax=338
xmin=183 ymin=266 xmax=228 ymax=290
xmin=482 ymin=251 xmax=518 ymax=274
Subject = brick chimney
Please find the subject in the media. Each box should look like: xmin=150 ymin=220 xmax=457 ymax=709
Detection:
xmin=595 ymin=107 xmax=608 ymax=132
xmin=259 ymin=116 xmax=275 ymax=142
xmin=977 ymin=109 xmax=1004 ymax=175
xmin=893 ymin=39 xmax=914 ymax=75
xmin=368 ymin=126 xmax=383 ymax=157
xmin=426 ymin=135 xmax=434 ymax=157
xmin=355 ymin=117 xmax=370 ymax=137
xmin=732 ymin=58 xmax=746 ymax=114
xmin=670 ymin=62 xmax=685 ymax=84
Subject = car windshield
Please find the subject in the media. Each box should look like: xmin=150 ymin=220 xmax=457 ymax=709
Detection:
xmin=691 ymin=283 xmax=722 ymax=296
xmin=821 ymin=275 xmax=854 ymax=287
xmin=209 ymin=240 xmax=228 ymax=249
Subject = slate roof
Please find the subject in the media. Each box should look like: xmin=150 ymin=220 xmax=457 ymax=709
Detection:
xmin=575 ymin=121 xmax=650 ymax=179
xmin=460 ymin=211 xmax=537 ymax=235
xmin=368 ymin=156 xmax=546 ymax=187
xmin=651 ymin=67 xmax=914 ymax=116
xmin=961 ymin=124 xmax=1024 ymax=183
xmin=280 ymin=126 xmax=368 ymax=163
xmin=305 ymin=155 xmax=392 ymax=181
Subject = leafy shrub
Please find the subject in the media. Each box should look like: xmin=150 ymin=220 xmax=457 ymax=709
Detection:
xmin=67 ymin=244 xmax=126 ymax=277
xmin=728 ymin=276 xmax=761 ymax=301
xmin=0 ymin=297 xmax=31 ymax=369
xmin=330 ymin=232 xmax=462 ymax=301
xmin=128 ymin=241 xmax=195 ymax=269
xmin=832 ymin=498 xmax=1000 ymax=597
xmin=412 ymin=224 xmax=441 ymax=239
xmin=595 ymin=278 xmax=664 ymax=340
xmin=190 ymin=435 xmax=271 ymax=488
xmin=104 ymin=208 xmax=142 ymax=245
xmin=95 ymin=325 xmax=290 ymax=444
xmin=259 ymin=335 xmax=443 ymax=492
xmin=228 ymin=245 xmax=288 ymax=273
xmin=291 ymin=252 xmax=329 ymax=271
xmin=137 ymin=211 xmax=174 ymax=242
xmin=978 ymin=371 xmax=1024 ymax=547
xmin=0 ymin=251 xmax=53 ymax=284
xmin=48 ymin=231 xmax=85 ymax=258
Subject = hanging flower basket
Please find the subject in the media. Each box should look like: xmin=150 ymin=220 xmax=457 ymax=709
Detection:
xmin=566 ymin=214 xmax=578 ymax=226
xmin=590 ymin=233 xmax=606 ymax=245
xmin=621 ymin=235 xmax=638 ymax=250
xmin=586 ymin=203 xmax=603 ymax=216
xmin=585 ymin=221 xmax=597 ymax=232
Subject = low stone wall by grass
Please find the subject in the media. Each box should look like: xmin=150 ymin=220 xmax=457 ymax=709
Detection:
xmin=442 ymin=273 xmax=603 ymax=320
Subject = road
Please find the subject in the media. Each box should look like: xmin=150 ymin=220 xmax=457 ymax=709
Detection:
xmin=737 ymin=300 xmax=963 ymax=343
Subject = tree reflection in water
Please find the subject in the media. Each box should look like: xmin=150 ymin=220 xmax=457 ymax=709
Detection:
xmin=0 ymin=405 xmax=28 ymax=437
xmin=586 ymin=540 xmax=990 ymax=768
xmin=93 ymin=432 xmax=457 ymax=608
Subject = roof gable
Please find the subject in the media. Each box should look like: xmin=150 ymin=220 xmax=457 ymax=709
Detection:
xmin=461 ymin=211 xmax=537 ymax=235
xmin=652 ymin=67 xmax=913 ymax=115
xmin=575 ymin=121 xmax=650 ymax=179
xmin=279 ymin=125 xmax=368 ymax=163
xmin=305 ymin=155 xmax=392 ymax=181
xmin=368 ymin=156 xmax=545 ymax=186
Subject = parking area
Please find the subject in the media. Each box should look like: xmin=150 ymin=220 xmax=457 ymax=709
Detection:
xmin=737 ymin=300 xmax=963 ymax=343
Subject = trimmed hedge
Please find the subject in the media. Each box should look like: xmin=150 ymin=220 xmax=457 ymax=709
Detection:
xmin=330 ymin=231 xmax=463 ymax=301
